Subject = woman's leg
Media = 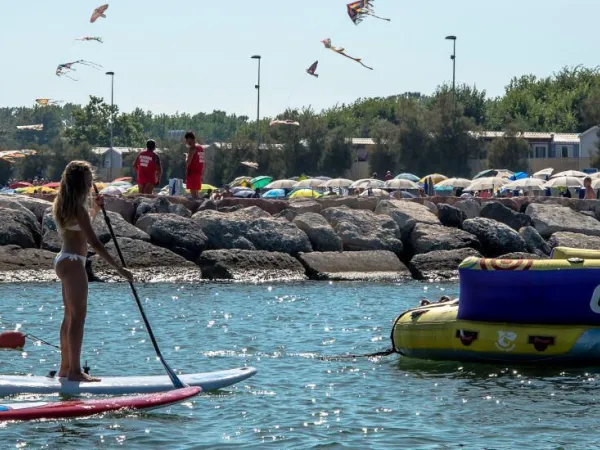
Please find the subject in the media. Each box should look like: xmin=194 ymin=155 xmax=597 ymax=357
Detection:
xmin=58 ymin=284 xmax=70 ymax=377
xmin=57 ymin=260 xmax=100 ymax=382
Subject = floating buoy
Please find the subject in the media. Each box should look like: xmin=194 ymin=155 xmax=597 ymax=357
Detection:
xmin=0 ymin=331 xmax=26 ymax=350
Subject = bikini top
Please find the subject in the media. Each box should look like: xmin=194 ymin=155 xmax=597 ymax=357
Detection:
xmin=60 ymin=221 xmax=82 ymax=232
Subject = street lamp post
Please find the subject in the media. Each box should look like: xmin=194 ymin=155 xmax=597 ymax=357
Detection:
xmin=105 ymin=71 xmax=115 ymax=181
xmin=445 ymin=36 xmax=457 ymax=119
xmin=251 ymin=55 xmax=261 ymax=151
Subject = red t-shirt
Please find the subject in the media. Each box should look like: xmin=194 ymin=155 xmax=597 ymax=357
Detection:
xmin=135 ymin=151 xmax=159 ymax=184
xmin=188 ymin=144 xmax=205 ymax=175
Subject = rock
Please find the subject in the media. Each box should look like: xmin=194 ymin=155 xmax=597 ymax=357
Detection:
xmin=197 ymin=200 xmax=217 ymax=211
xmin=293 ymin=213 xmax=343 ymax=252
xmin=423 ymin=200 xmax=439 ymax=217
xmin=198 ymin=249 xmax=306 ymax=281
xmin=0 ymin=245 xmax=56 ymax=271
xmin=319 ymin=196 xmax=379 ymax=212
xmin=480 ymin=202 xmax=532 ymax=231
xmin=41 ymin=230 xmax=62 ymax=253
xmin=89 ymin=237 xmax=195 ymax=271
xmin=237 ymin=206 xmax=271 ymax=219
xmin=462 ymin=217 xmax=526 ymax=257
xmin=526 ymin=203 xmax=600 ymax=238
xmin=298 ymin=250 xmax=410 ymax=281
xmin=409 ymin=223 xmax=479 ymax=255
xmin=153 ymin=197 xmax=171 ymax=214
xmin=2 ymin=196 xmax=53 ymax=223
xmin=192 ymin=209 xmax=312 ymax=254
xmin=497 ymin=252 xmax=545 ymax=260
xmin=288 ymin=200 xmax=322 ymax=215
xmin=105 ymin=197 xmax=135 ymax=224
xmin=547 ymin=232 xmax=600 ymax=251
xmin=134 ymin=201 xmax=154 ymax=223
xmin=168 ymin=203 xmax=192 ymax=218
xmin=275 ymin=209 xmax=299 ymax=222
xmin=93 ymin=211 xmax=150 ymax=244
xmin=409 ymin=248 xmax=482 ymax=280
xmin=437 ymin=204 xmax=466 ymax=228
xmin=519 ymin=226 xmax=551 ymax=256
xmin=215 ymin=198 xmax=288 ymax=216
xmin=0 ymin=207 xmax=41 ymax=248
xmin=135 ymin=214 xmax=208 ymax=261
xmin=375 ymin=200 xmax=440 ymax=240
xmin=455 ymin=199 xmax=481 ymax=219
xmin=217 ymin=205 xmax=244 ymax=213
xmin=321 ymin=206 xmax=403 ymax=253
xmin=0 ymin=197 xmax=42 ymax=227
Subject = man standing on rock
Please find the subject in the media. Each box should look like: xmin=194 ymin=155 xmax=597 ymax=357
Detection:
xmin=184 ymin=131 xmax=205 ymax=199
xmin=133 ymin=140 xmax=162 ymax=195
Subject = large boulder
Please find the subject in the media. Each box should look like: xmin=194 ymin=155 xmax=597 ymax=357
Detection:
xmin=93 ymin=211 xmax=150 ymax=244
xmin=437 ymin=204 xmax=466 ymax=228
xmin=547 ymin=231 xmax=600 ymax=251
xmin=455 ymin=199 xmax=481 ymax=219
xmin=288 ymin=200 xmax=322 ymax=215
xmin=41 ymin=230 xmax=62 ymax=253
xmin=409 ymin=248 xmax=482 ymax=280
xmin=0 ymin=245 xmax=56 ymax=271
xmin=133 ymin=197 xmax=172 ymax=223
xmin=89 ymin=237 xmax=194 ymax=271
xmin=497 ymin=252 xmax=545 ymax=260
xmin=409 ymin=223 xmax=479 ymax=255
xmin=318 ymin=196 xmax=379 ymax=212
xmin=198 ymin=249 xmax=306 ymax=281
xmin=168 ymin=203 xmax=192 ymax=218
xmin=215 ymin=198 xmax=288 ymax=216
xmin=526 ymin=203 xmax=600 ymax=238
xmin=104 ymin=196 xmax=136 ymax=224
xmin=135 ymin=213 xmax=208 ymax=261
xmin=298 ymin=250 xmax=410 ymax=281
xmin=2 ymin=196 xmax=53 ymax=223
xmin=519 ymin=226 xmax=551 ymax=256
xmin=374 ymin=200 xmax=440 ymax=240
xmin=292 ymin=213 xmax=343 ymax=252
xmin=192 ymin=208 xmax=312 ymax=254
xmin=480 ymin=202 xmax=532 ymax=231
xmin=321 ymin=206 xmax=403 ymax=253
xmin=0 ymin=207 xmax=41 ymax=248
xmin=462 ymin=217 xmax=527 ymax=257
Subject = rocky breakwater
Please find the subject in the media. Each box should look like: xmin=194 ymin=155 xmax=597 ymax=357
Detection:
xmin=2 ymin=194 xmax=600 ymax=283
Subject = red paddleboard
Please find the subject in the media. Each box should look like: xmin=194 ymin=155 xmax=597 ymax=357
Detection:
xmin=0 ymin=386 xmax=200 ymax=421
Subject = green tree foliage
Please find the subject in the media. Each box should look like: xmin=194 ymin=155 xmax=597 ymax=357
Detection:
xmin=486 ymin=126 xmax=530 ymax=172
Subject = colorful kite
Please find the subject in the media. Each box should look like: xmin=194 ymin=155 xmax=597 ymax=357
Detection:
xmin=270 ymin=120 xmax=300 ymax=127
xmin=241 ymin=161 xmax=259 ymax=170
xmin=16 ymin=124 xmax=44 ymax=131
xmin=35 ymin=98 xmax=61 ymax=106
xmin=76 ymin=36 xmax=103 ymax=43
xmin=90 ymin=4 xmax=109 ymax=23
xmin=56 ymin=60 xmax=103 ymax=80
xmin=306 ymin=61 xmax=319 ymax=77
xmin=321 ymin=38 xmax=373 ymax=70
xmin=347 ymin=1 xmax=390 ymax=25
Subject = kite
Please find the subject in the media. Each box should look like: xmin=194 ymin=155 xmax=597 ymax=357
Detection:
xmin=35 ymin=98 xmax=61 ymax=106
xmin=347 ymin=1 xmax=390 ymax=25
xmin=76 ymin=36 xmax=103 ymax=43
xmin=270 ymin=120 xmax=300 ymax=127
xmin=56 ymin=60 xmax=103 ymax=80
xmin=306 ymin=61 xmax=319 ymax=77
xmin=16 ymin=124 xmax=44 ymax=131
xmin=321 ymin=38 xmax=373 ymax=70
xmin=241 ymin=161 xmax=259 ymax=170
xmin=90 ymin=4 xmax=109 ymax=23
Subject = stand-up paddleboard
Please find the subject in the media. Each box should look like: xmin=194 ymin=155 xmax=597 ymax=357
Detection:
xmin=0 ymin=386 xmax=201 ymax=421
xmin=0 ymin=367 xmax=257 ymax=396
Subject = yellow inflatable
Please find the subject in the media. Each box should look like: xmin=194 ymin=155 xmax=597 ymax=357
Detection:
xmin=551 ymin=246 xmax=600 ymax=260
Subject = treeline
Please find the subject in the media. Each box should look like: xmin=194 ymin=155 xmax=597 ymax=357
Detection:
xmin=2 ymin=66 xmax=600 ymax=184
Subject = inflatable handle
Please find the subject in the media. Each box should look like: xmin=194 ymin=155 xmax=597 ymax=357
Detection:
xmin=455 ymin=330 xmax=478 ymax=346
xmin=528 ymin=336 xmax=555 ymax=352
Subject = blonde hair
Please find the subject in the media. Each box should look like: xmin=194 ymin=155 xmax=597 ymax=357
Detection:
xmin=53 ymin=161 xmax=94 ymax=231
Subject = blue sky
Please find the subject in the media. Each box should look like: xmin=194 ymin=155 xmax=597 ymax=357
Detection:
xmin=1 ymin=0 xmax=597 ymax=118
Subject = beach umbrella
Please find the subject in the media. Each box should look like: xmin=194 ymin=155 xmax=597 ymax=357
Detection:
xmin=393 ymin=190 xmax=417 ymax=199
xmin=419 ymin=173 xmax=448 ymax=184
xmin=296 ymin=178 xmax=326 ymax=189
xmin=434 ymin=178 xmax=472 ymax=189
xmin=250 ymin=176 xmax=273 ymax=189
xmin=43 ymin=182 xmax=61 ymax=189
xmin=509 ymin=172 xmax=528 ymax=181
xmin=113 ymin=176 xmax=132 ymax=183
xmin=234 ymin=190 xmax=255 ymax=198
xmin=395 ymin=173 xmax=420 ymax=182
xmin=230 ymin=176 xmax=252 ymax=187
xmin=349 ymin=178 xmax=386 ymax=190
xmin=473 ymin=169 xmax=513 ymax=180
xmin=18 ymin=186 xmax=57 ymax=195
xmin=359 ymin=188 xmax=390 ymax=198
xmin=588 ymin=172 xmax=600 ymax=180
xmin=465 ymin=177 xmax=507 ymax=191
xmin=199 ymin=184 xmax=218 ymax=192
xmin=231 ymin=186 xmax=253 ymax=193
xmin=532 ymin=168 xmax=554 ymax=179
xmin=262 ymin=189 xmax=286 ymax=199
xmin=265 ymin=179 xmax=299 ymax=190
xmin=502 ymin=178 xmax=545 ymax=190
xmin=591 ymin=179 xmax=600 ymax=189
xmin=99 ymin=186 xmax=124 ymax=196
xmin=384 ymin=179 xmax=420 ymax=190
xmin=321 ymin=178 xmax=354 ymax=188
xmin=9 ymin=182 xmax=32 ymax=189
xmin=314 ymin=176 xmax=331 ymax=181
xmin=543 ymin=176 xmax=583 ymax=189
xmin=550 ymin=170 xmax=587 ymax=179
xmin=126 ymin=185 xmax=139 ymax=194
xmin=289 ymin=188 xmax=322 ymax=199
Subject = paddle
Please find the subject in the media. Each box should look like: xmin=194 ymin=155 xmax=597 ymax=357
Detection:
xmin=93 ymin=185 xmax=186 ymax=389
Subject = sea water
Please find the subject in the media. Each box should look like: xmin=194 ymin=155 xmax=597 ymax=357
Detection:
xmin=0 ymin=281 xmax=598 ymax=449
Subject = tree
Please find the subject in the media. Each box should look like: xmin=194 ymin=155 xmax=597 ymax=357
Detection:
xmin=486 ymin=125 xmax=530 ymax=172
xmin=369 ymin=119 xmax=401 ymax=176
xmin=319 ymin=127 xmax=353 ymax=178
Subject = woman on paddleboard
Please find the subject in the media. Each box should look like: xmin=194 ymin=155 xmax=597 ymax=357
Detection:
xmin=53 ymin=161 xmax=133 ymax=382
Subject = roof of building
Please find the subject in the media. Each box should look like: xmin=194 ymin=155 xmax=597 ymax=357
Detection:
xmin=469 ymin=131 xmax=580 ymax=143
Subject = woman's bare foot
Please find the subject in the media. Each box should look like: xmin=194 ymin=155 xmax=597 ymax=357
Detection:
xmin=67 ymin=371 xmax=101 ymax=382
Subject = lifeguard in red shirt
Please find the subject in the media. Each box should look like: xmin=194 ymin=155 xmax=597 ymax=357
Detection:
xmin=133 ymin=139 xmax=161 ymax=195
xmin=184 ymin=131 xmax=205 ymax=199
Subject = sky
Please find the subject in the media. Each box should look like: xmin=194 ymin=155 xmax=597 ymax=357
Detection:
xmin=1 ymin=0 xmax=599 ymax=119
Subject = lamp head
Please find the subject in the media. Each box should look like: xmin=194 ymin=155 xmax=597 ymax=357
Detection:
xmin=445 ymin=35 xmax=456 ymax=40
xmin=105 ymin=71 xmax=115 ymax=76
xmin=251 ymin=55 xmax=261 ymax=60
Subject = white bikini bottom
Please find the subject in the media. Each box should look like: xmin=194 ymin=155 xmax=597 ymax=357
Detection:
xmin=54 ymin=252 xmax=87 ymax=267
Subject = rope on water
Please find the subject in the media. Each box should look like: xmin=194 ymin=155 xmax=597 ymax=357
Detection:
xmin=319 ymin=348 xmax=398 ymax=361
xmin=24 ymin=333 xmax=60 ymax=350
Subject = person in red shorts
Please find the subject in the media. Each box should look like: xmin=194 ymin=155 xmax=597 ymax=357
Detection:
xmin=184 ymin=131 xmax=205 ymax=199
xmin=133 ymin=140 xmax=161 ymax=194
